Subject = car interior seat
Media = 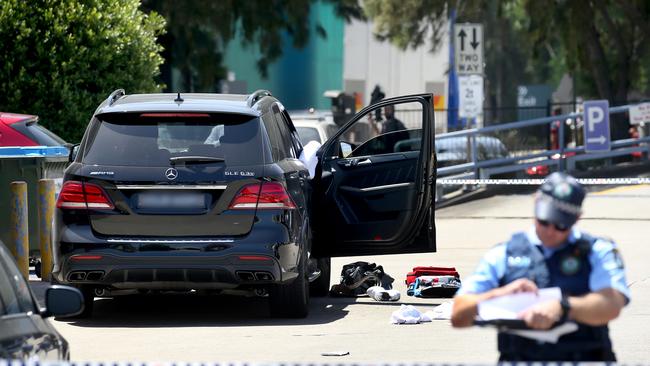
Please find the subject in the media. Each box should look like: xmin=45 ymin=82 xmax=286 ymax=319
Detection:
xmin=121 ymin=130 xmax=169 ymax=165
xmin=188 ymin=143 xmax=222 ymax=157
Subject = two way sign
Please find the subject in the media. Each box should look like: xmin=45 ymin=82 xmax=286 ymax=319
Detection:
xmin=583 ymin=100 xmax=611 ymax=152
xmin=455 ymin=23 xmax=483 ymax=75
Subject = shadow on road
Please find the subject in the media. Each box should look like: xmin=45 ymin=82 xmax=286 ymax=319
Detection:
xmin=51 ymin=292 xmax=448 ymax=328
xmin=54 ymin=293 xmax=358 ymax=328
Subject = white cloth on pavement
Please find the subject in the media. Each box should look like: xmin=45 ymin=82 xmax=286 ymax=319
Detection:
xmin=423 ymin=301 xmax=453 ymax=320
xmin=367 ymin=285 xmax=400 ymax=301
xmin=390 ymin=302 xmax=454 ymax=324
xmin=298 ymin=140 xmax=321 ymax=178
xmin=391 ymin=305 xmax=423 ymax=324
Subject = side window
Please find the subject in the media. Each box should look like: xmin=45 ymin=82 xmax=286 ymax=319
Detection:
xmin=346 ymin=101 xmax=424 ymax=157
xmin=279 ymin=111 xmax=303 ymax=157
xmin=272 ymin=106 xmax=297 ymax=159
xmin=262 ymin=112 xmax=286 ymax=161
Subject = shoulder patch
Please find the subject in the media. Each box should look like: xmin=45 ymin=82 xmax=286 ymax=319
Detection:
xmin=611 ymin=248 xmax=625 ymax=269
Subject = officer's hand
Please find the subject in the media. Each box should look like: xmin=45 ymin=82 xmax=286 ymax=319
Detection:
xmin=519 ymin=300 xmax=562 ymax=330
xmin=498 ymin=278 xmax=538 ymax=297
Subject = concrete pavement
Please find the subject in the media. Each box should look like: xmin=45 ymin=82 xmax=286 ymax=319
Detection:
xmin=29 ymin=184 xmax=650 ymax=362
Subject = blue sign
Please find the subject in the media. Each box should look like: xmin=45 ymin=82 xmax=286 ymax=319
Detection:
xmin=583 ymin=100 xmax=610 ymax=152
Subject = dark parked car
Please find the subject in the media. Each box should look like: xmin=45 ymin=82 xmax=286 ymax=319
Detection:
xmin=0 ymin=112 xmax=67 ymax=147
xmin=0 ymin=241 xmax=83 ymax=361
xmin=52 ymin=90 xmax=436 ymax=318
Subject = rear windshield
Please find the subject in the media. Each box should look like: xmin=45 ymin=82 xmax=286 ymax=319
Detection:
xmin=11 ymin=120 xmax=67 ymax=146
xmin=83 ymin=113 xmax=266 ymax=167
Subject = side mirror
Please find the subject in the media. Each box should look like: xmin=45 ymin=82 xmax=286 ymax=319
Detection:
xmin=42 ymin=285 xmax=84 ymax=318
xmin=340 ymin=141 xmax=353 ymax=158
xmin=68 ymin=144 xmax=80 ymax=163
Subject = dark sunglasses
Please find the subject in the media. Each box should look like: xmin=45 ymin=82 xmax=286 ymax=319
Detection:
xmin=537 ymin=219 xmax=570 ymax=232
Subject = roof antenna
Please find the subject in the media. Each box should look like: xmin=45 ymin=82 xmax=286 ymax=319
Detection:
xmin=174 ymin=92 xmax=184 ymax=103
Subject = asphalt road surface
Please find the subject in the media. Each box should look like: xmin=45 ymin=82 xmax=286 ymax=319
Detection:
xmin=33 ymin=184 xmax=650 ymax=363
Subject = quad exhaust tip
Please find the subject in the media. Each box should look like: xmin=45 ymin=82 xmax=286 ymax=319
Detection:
xmin=67 ymin=270 xmax=105 ymax=282
xmin=86 ymin=271 xmax=105 ymax=281
xmin=236 ymin=271 xmax=274 ymax=282
xmin=68 ymin=271 xmax=86 ymax=281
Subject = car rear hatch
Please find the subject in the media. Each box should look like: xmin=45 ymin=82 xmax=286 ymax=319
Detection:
xmin=64 ymin=112 xmax=269 ymax=237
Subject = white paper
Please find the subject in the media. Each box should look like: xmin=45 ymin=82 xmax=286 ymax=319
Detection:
xmin=478 ymin=287 xmax=562 ymax=320
xmin=506 ymin=322 xmax=579 ymax=344
xmin=477 ymin=287 xmax=579 ymax=343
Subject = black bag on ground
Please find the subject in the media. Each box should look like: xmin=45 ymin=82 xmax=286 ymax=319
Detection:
xmin=328 ymin=261 xmax=394 ymax=297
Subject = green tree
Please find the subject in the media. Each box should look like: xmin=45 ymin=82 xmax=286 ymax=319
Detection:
xmin=363 ymin=0 xmax=535 ymax=122
xmin=524 ymin=0 xmax=650 ymax=104
xmin=0 ymin=0 xmax=166 ymax=142
xmin=361 ymin=0 xmax=650 ymax=108
xmin=141 ymin=0 xmax=363 ymax=92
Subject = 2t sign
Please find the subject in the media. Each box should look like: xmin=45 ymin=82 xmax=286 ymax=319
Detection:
xmin=583 ymin=100 xmax=611 ymax=152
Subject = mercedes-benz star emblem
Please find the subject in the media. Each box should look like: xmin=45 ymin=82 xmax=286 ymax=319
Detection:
xmin=165 ymin=168 xmax=178 ymax=181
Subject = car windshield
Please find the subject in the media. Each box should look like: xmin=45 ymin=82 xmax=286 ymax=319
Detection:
xmin=83 ymin=113 xmax=265 ymax=167
xmin=11 ymin=120 xmax=67 ymax=146
xmin=296 ymin=126 xmax=321 ymax=145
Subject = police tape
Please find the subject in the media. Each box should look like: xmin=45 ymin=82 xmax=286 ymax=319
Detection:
xmin=436 ymin=178 xmax=650 ymax=186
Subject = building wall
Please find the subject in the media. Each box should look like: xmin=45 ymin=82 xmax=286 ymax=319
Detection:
xmin=222 ymin=7 xmax=450 ymax=117
xmin=223 ymin=2 xmax=343 ymax=110
xmin=343 ymin=19 xmax=449 ymax=107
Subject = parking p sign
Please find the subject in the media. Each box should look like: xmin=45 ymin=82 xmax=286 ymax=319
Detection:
xmin=583 ymin=100 xmax=610 ymax=152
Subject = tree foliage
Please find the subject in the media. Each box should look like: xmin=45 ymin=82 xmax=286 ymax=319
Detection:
xmin=523 ymin=0 xmax=650 ymax=103
xmin=359 ymin=0 xmax=650 ymax=106
xmin=0 ymin=0 xmax=165 ymax=142
xmin=363 ymin=0 xmax=450 ymax=51
xmin=141 ymin=0 xmax=364 ymax=92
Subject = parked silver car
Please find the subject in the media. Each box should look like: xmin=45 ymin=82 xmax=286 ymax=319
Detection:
xmin=436 ymin=135 xmax=509 ymax=167
xmin=290 ymin=109 xmax=339 ymax=145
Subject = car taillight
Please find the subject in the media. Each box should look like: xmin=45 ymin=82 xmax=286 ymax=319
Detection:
xmin=56 ymin=181 xmax=115 ymax=210
xmin=229 ymin=182 xmax=296 ymax=210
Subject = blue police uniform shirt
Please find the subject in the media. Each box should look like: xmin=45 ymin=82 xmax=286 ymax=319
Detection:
xmin=456 ymin=226 xmax=630 ymax=303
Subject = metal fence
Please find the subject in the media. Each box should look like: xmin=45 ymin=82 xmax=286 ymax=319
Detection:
xmin=433 ymin=103 xmax=650 ymax=186
xmin=396 ymin=106 xmax=552 ymax=134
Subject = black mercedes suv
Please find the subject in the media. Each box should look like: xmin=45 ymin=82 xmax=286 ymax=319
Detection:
xmin=52 ymin=89 xmax=437 ymax=318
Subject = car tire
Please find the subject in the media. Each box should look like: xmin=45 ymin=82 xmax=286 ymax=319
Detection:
xmin=309 ymin=257 xmax=331 ymax=297
xmin=269 ymin=255 xmax=309 ymax=318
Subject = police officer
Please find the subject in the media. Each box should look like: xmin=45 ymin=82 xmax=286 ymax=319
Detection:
xmin=451 ymin=172 xmax=630 ymax=361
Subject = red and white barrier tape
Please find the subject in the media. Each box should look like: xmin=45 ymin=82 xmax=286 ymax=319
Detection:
xmin=437 ymin=178 xmax=650 ymax=186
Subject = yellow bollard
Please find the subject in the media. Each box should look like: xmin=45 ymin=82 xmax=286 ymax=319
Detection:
xmin=38 ymin=179 xmax=55 ymax=281
xmin=10 ymin=181 xmax=29 ymax=278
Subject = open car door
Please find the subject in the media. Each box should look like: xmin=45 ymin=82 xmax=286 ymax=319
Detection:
xmin=311 ymin=94 xmax=436 ymax=257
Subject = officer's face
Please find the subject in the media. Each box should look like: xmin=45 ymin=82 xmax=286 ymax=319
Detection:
xmin=535 ymin=219 xmax=573 ymax=247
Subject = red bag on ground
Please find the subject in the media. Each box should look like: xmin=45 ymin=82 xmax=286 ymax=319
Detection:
xmin=405 ymin=266 xmax=460 ymax=285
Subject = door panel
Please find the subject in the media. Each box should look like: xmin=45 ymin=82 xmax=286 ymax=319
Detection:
xmin=313 ymin=95 xmax=436 ymax=257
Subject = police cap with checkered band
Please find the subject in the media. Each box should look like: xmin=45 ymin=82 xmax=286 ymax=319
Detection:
xmin=535 ymin=172 xmax=586 ymax=228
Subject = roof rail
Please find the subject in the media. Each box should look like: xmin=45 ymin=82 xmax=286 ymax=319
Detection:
xmin=107 ymin=89 xmax=125 ymax=106
xmin=246 ymin=89 xmax=272 ymax=107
